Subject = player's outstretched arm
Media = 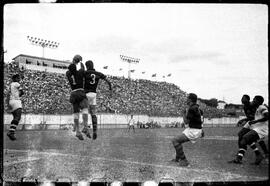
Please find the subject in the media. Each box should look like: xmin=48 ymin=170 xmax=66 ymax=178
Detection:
xmin=104 ymin=78 xmax=112 ymax=90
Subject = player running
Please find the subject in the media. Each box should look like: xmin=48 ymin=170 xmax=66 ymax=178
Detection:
xmin=84 ymin=60 xmax=112 ymax=140
xmin=127 ymin=115 xmax=136 ymax=133
xmin=237 ymin=95 xmax=256 ymax=127
xmin=66 ymin=55 xmax=90 ymax=140
xmin=236 ymin=95 xmax=268 ymax=158
xmin=229 ymin=95 xmax=268 ymax=165
xmin=6 ymin=74 xmax=24 ymax=141
xmin=171 ymin=93 xmax=204 ymax=166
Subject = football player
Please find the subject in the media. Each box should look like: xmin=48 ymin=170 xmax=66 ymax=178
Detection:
xmin=66 ymin=55 xmax=90 ymax=140
xmin=127 ymin=115 xmax=136 ymax=133
xmin=237 ymin=95 xmax=256 ymax=127
xmin=171 ymin=93 xmax=204 ymax=166
xmin=6 ymin=74 xmax=24 ymax=141
xmin=229 ymin=95 xmax=268 ymax=165
xmin=84 ymin=60 xmax=112 ymax=140
xmin=229 ymin=95 xmax=268 ymax=164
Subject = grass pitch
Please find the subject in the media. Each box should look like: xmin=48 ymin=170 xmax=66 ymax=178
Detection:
xmin=3 ymin=127 xmax=269 ymax=183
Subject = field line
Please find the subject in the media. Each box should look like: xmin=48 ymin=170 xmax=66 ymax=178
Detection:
xmin=4 ymin=157 xmax=42 ymax=166
xmin=164 ymin=136 xmax=238 ymax=141
xmin=4 ymin=148 xmax=254 ymax=180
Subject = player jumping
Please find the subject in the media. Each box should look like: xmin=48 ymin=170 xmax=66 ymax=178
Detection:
xmin=66 ymin=55 xmax=90 ymax=140
xmin=6 ymin=74 xmax=24 ymax=141
xmin=229 ymin=95 xmax=268 ymax=165
xmin=84 ymin=60 xmax=112 ymax=140
xmin=171 ymin=93 xmax=204 ymax=166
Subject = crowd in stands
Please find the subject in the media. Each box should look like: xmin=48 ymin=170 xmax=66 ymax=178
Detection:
xmin=4 ymin=61 xmax=228 ymax=118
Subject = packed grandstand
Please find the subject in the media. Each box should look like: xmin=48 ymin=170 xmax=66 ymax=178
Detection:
xmin=4 ymin=61 xmax=232 ymax=118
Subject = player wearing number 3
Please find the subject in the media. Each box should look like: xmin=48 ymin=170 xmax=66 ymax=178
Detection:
xmin=84 ymin=60 xmax=112 ymax=140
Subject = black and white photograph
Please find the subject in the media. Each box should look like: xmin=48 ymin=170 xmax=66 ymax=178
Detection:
xmin=2 ymin=2 xmax=268 ymax=185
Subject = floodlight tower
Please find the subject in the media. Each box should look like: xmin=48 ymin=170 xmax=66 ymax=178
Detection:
xmin=27 ymin=36 xmax=60 ymax=58
xmin=120 ymin=55 xmax=140 ymax=79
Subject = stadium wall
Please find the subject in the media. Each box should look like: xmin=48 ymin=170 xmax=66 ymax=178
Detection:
xmin=20 ymin=64 xmax=66 ymax=74
xmin=3 ymin=114 xmax=243 ymax=130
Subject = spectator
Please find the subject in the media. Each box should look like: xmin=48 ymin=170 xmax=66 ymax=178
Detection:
xmin=4 ymin=61 xmax=228 ymax=118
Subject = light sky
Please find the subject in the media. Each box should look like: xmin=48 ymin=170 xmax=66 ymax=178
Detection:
xmin=3 ymin=3 xmax=268 ymax=104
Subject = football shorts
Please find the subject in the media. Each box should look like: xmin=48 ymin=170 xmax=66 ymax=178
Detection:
xmin=251 ymin=123 xmax=268 ymax=139
xmin=9 ymin=99 xmax=22 ymax=112
xmin=86 ymin=92 xmax=97 ymax=106
xmin=183 ymin=127 xmax=203 ymax=143
xmin=70 ymin=89 xmax=88 ymax=113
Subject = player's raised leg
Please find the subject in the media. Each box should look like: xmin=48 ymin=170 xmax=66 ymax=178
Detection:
xmin=7 ymin=108 xmax=22 ymax=141
xmin=81 ymin=98 xmax=91 ymax=139
xmin=6 ymin=74 xmax=24 ymax=141
xmin=73 ymin=112 xmax=83 ymax=140
xmin=85 ymin=92 xmax=98 ymax=140
xmin=171 ymin=133 xmax=190 ymax=166
xmin=229 ymin=128 xmax=263 ymax=164
xmin=89 ymin=105 xmax=98 ymax=140
xmin=258 ymin=140 xmax=269 ymax=158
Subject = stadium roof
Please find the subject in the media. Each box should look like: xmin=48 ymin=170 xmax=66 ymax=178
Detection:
xmin=12 ymin=54 xmax=71 ymax=64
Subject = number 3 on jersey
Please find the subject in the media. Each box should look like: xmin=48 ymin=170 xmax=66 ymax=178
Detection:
xmin=90 ymin=74 xmax=96 ymax=84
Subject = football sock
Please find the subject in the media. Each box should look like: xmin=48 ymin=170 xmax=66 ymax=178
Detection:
xmin=250 ymin=142 xmax=261 ymax=156
xmin=82 ymin=114 xmax=88 ymax=128
xmin=74 ymin=119 xmax=79 ymax=132
xmin=175 ymin=144 xmax=186 ymax=160
xmin=10 ymin=120 xmax=19 ymax=132
xmin=237 ymin=148 xmax=246 ymax=160
xmin=91 ymin=115 xmax=97 ymax=132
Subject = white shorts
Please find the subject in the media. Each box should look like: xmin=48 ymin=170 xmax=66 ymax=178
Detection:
xmin=86 ymin=92 xmax=97 ymax=106
xmin=9 ymin=100 xmax=22 ymax=112
xmin=183 ymin=128 xmax=203 ymax=143
xmin=251 ymin=124 xmax=268 ymax=139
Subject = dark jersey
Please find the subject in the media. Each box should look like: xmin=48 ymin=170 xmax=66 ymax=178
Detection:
xmin=84 ymin=70 xmax=106 ymax=93
xmin=186 ymin=103 xmax=203 ymax=129
xmin=66 ymin=63 xmax=85 ymax=90
xmin=243 ymin=102 xmax=256 ymax=121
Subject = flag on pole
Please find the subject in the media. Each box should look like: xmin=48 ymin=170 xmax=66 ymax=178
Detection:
xmin=152 ymin=73 xmax=156 ymax=77
xmin=167 ymin=73 xmax=172 ymax=77
xmin=103 ymin=66 xmax=108 ymax=69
